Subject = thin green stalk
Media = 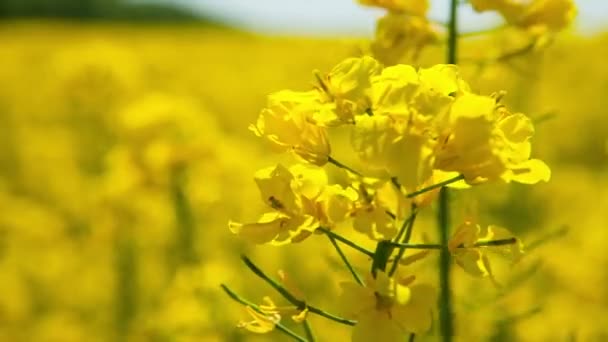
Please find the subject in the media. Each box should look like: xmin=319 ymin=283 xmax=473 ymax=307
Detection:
xmin=303 ymin=320 xmax=316 ymax=342
xmin=242 ymin=255 xmax=300 ymax=304
xmin=526 ymin=226 xmax=569 ymax=252
xmin=220 ymin=284 xmax=308 ymax=342
xmin=447 ymin=0 xmax=459 ymax=65
xmin=307 ymin=305 xmax=355 ymax=326
xmin=327 ymin=233 xmax=364 ymax=285
xmin=438 ymin=187 xmax=453 ymax=342
xmin=385 ymin=238 xmax=518 ymax=250
xmin=317 ymin=228 xmax=375 ymax=258
xmin=389 ymin=206 xmax=418 ymax=276
xmin=438 ymin=0 xmax=459 ymax=340
xmin=405 ymin=175 xmax=464 ymax=199
xmin=392 ymin=208 xmax=417 ymax=243
xmin=170 ymin=167 xmax=198 ymax=266
xmin=532 ymin=111 xmax=558 ymax=125
xmin=327 ymin=156 xmax=363 ymax=177
xmin=115 ymin=237 xmax=137 ymax=340
xmin=241 ymin=255 xmax=356 ymax=326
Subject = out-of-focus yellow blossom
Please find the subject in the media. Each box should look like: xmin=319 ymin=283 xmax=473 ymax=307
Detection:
xmin=469 ymin=0 xmax=576 ymax=33
xmin=448 ymin=220 xmax=524 ymax=281
xmin=237 ymin=296 xmax=308 ymax=334
xmin=518 ymin=0 xmax=577 ymax=33
xmin=371 ymin=13 xmax=438 ymax=65
xmin=434 ymin=93 xmax=551 ymax=184
xmin=109 ymin=93 xmax=217 ymax=190
xmin=358 ymin=0 xmax=428 ymax=16
xmin=468 ymin=0 xmax=523 ymax=17
xmin=338 ymin=271 xmax=436 ymax=341
xmin=238 ymin=298 xmax=281 ymax=334
xmin=250 ymin=90 xmax=331 ymax=165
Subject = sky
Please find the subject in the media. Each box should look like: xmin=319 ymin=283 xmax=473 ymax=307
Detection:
xmin=140 ymin=0 xmax=607 ymax=36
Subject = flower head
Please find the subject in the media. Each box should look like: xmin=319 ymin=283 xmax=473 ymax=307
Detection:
xmin=229 ymin=164 xmax=357 ymax=245
xmin=434 ymin=93 xmax=551 ymax=184
xmin=250 ymin=90 xmax=331 ymax=165
xmin=358 ymin=0 xmax=428 ymax=16
xmin=448 ymin=220 xmax=524 ymax=282
xmin=469 ymin=0 xmax=576 ymax=33
xmin=339 ymin=271 xmax=436 ymax=341
xmin=372 ymin=14 xmax=438 ymax=65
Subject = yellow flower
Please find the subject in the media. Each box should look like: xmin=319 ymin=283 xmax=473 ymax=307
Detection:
xmin=237 ymin=297 xmax=281 ymax=334
xmin=358 ymin=0 xmax=428 ymax=16
xmin=322 ymin=56 xmax=382 ymax=121
xmin=469 ymin=0 xmax=576 ymax=33
xmin=229 ymin=164 xmax=321 ymax=245
xmin=434 ymin=93 xmax=550 ymax=184
xmin=250 ymin=90 xmax=331 ymax=165
xmin=469 ymin=0 xmax=522 ymax=18
xmin=308 ymin=184 xmax=359 ymax=227
xmin=371 ymin=13 xmax=438 ymax=65
xmin=228 ymin=211 xmax=317 ymax=246
xmin=238 ymin=296 xmax=308 ymax=334
xmin=414 ymin=64 xmax=468 ymax=118
xmin=518 ymin=0 xmax=577 ymax=33
xmin=338 ymin=272 xmax=436 ymax=341
xmin=448 ymin=220 xmax=524 ymax=281
xmin=351 ymin=114 xmax=435 ymax=197
xmin=254 ymin=164 xmax=303 ymax=216
xmin=370 ymin=64 xmax=419 ymax=118
xmin=229 ymin=163 xmax=357 ymax=243
xmin=350 ymin=179 xmax=404 ymax=240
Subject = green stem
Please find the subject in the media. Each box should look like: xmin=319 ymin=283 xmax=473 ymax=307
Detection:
xmin=405 ymin=175 xmax=464 ymax=199
xmin=385 ymin=238 xmax=518 ymax=250
xmin=447 ymin=0 xmax=459 ymax=65
xmin=303 ymin=320 xmax=316 ymax=342
xmin=170 ymin=167 xmax=198 ymax=266
xmin=241 ymin=255 xmax=356 ymax=326
xmin=526 ymin=225 xmax=568 ymax=252
xmin=327 ymin=233 xmax=364 ymax=285
xmin=388 ymin=206 xmax=417 ymax=276
xmin=317 ymin=228 xmax=374 ymax=258
xmin=438 ymin=0 xmax=459 ymax=339
xmin=532 ymin=111 xmax=558 ymax=125
xmin=220 ymin=284 xmax=308 ymax=342
xmin=242 ymin=255 xmax=300 ymax=304
xmin=327 ymin=156 xmax=363 ymax=177
xmin=307 ymin=305 xmax=355 ymax=326
xmin=438 ymin=187 xmax=453 ymax=342
xmin=115 ymin=236 xmax=137 ymax=340
xmin=392 ymin=208 xmax=417 ymax=243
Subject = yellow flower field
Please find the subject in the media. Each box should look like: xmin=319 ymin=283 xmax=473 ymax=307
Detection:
xmin=0 ymin=12 xmax=607 ymax=341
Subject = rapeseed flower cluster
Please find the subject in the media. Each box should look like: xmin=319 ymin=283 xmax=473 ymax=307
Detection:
xmin=227 ymin=55 xmax=545 ymax=341
xmin=358 ymin=0 xmax=439 ymax=64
